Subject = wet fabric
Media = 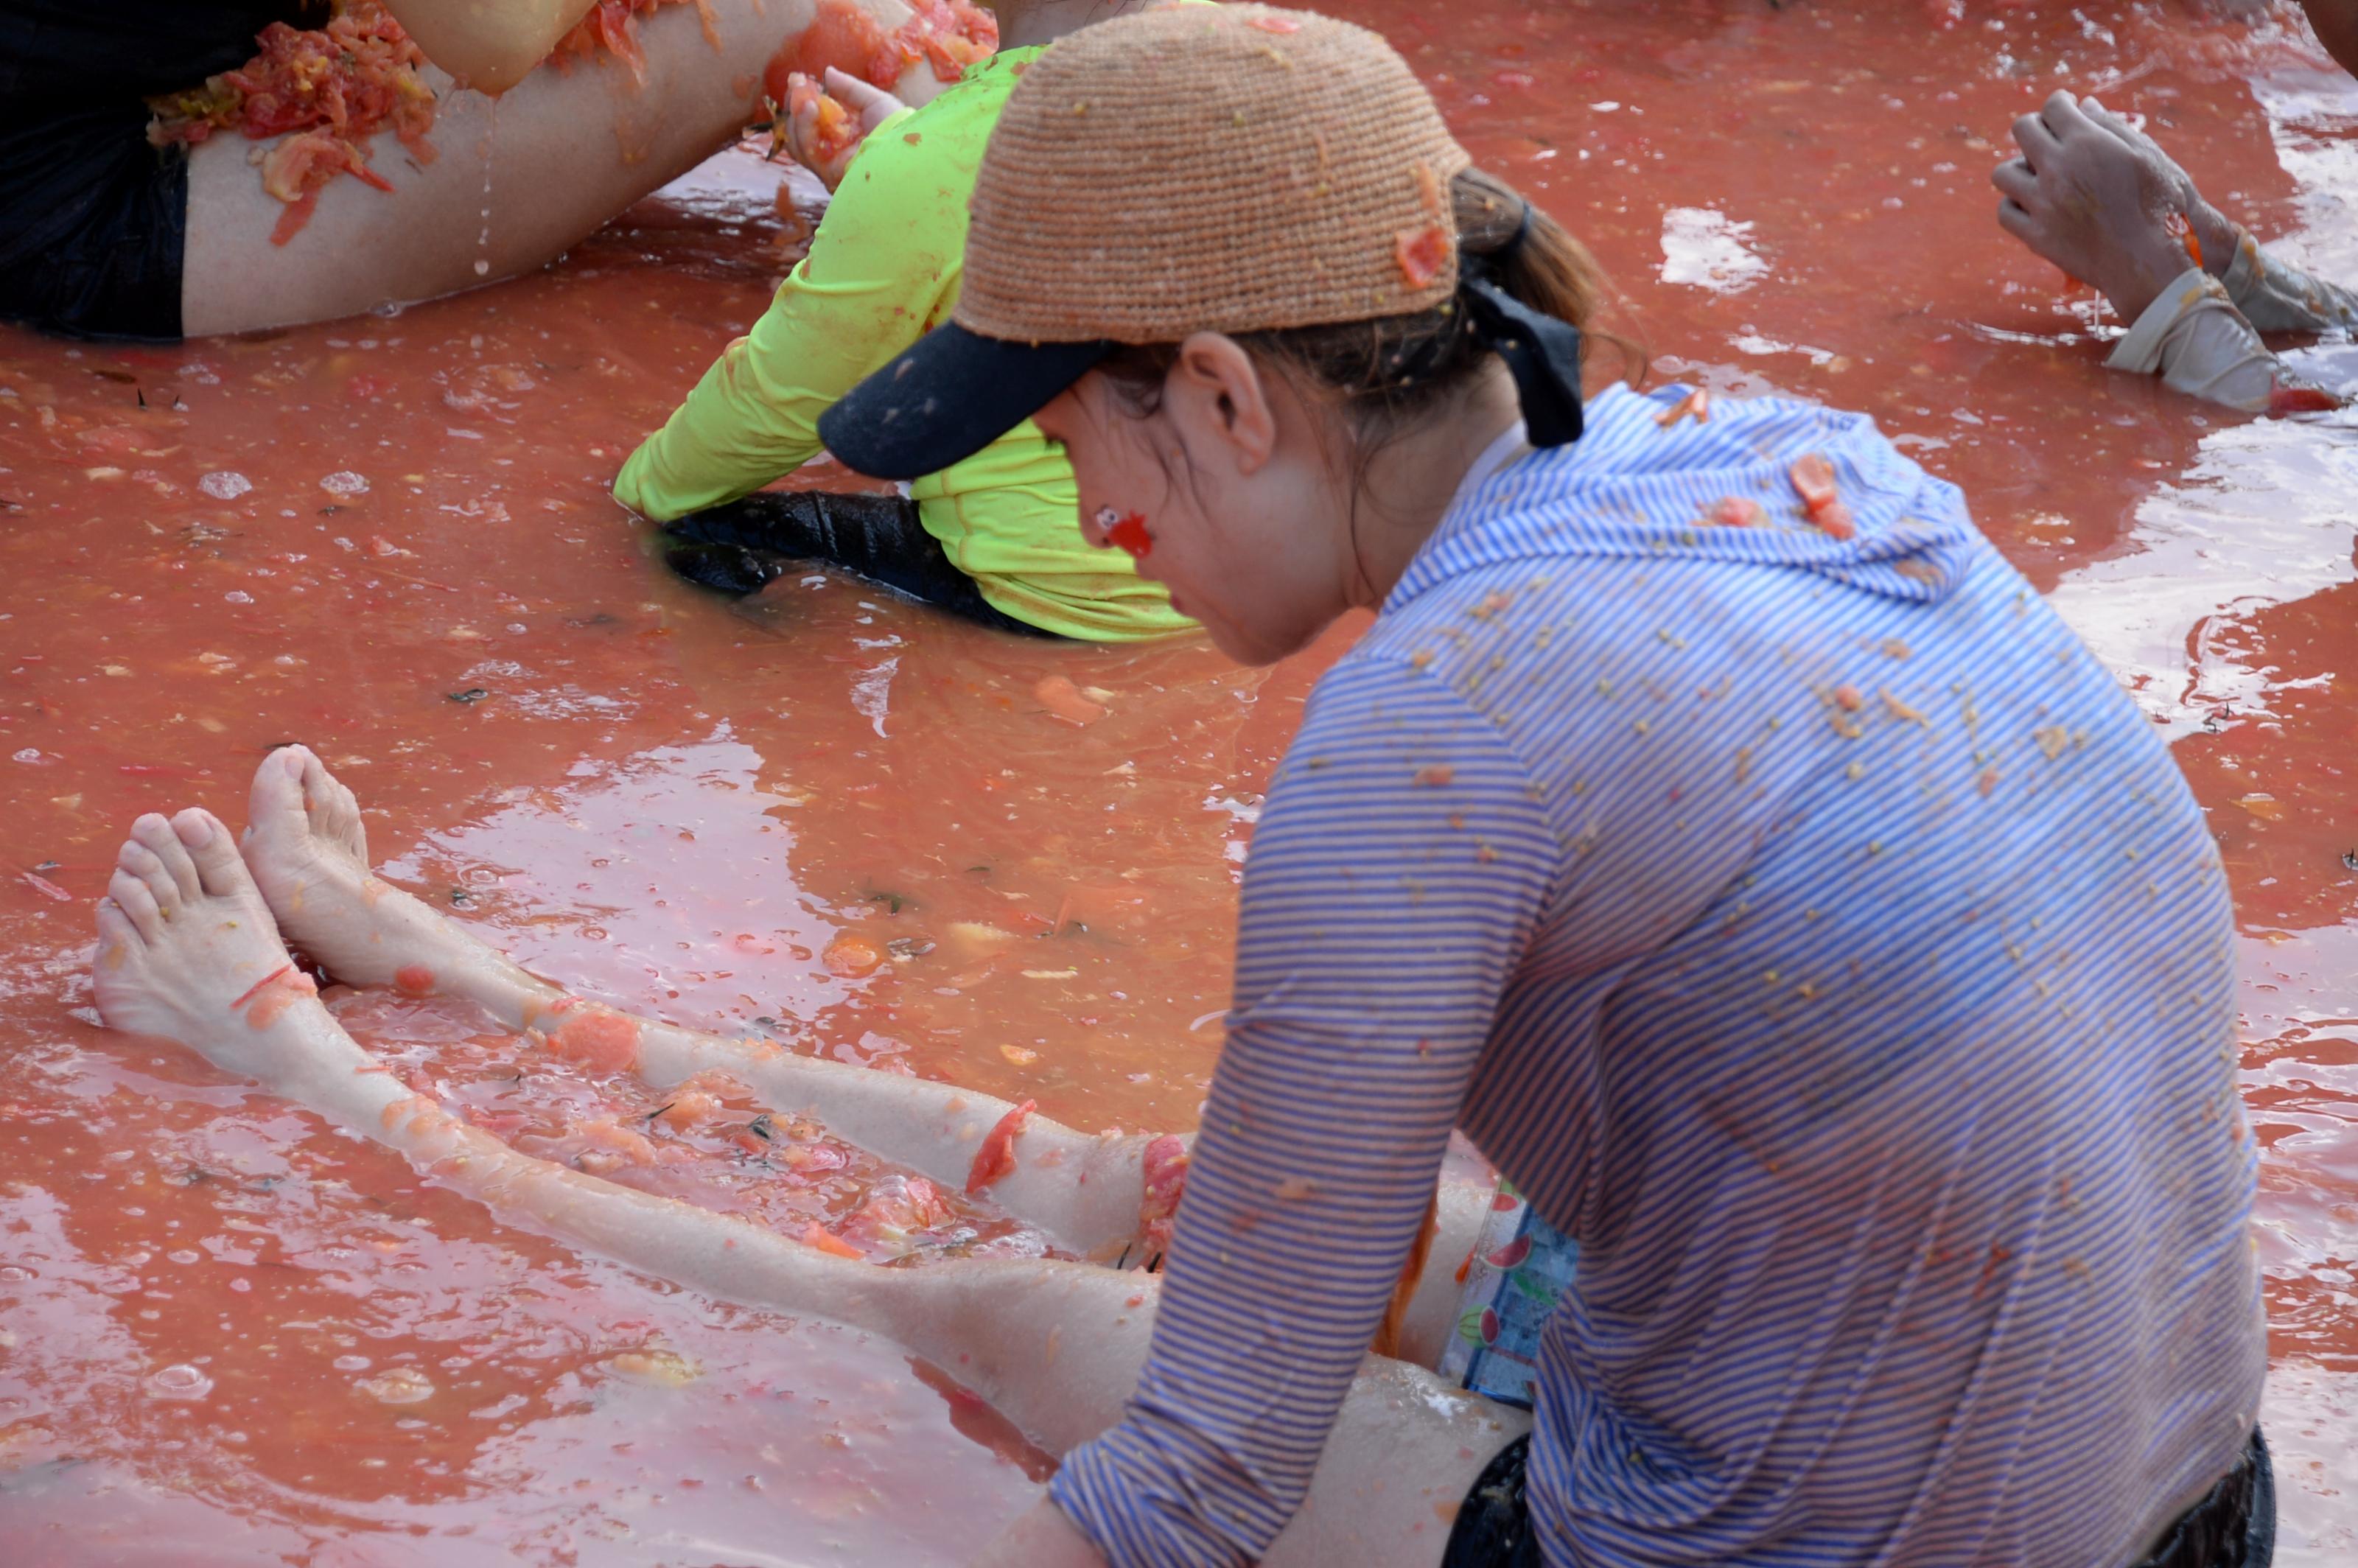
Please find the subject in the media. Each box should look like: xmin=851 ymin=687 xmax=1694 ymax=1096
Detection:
xmin=2109 ymin=234 xmax=2358 ymax=411
xmin=1442 ymin=1437 xmax=1542 ymax=1568
xmin=1444 ymin=1431 xmax=2273 ymax=1568
xmin=1049 ymin=382 xmax=2267 ymax=1568
xmin=0 ymin=1 xmax=319 ymax=339
xmin=657 ymin=490 xmax=1048 ymax=634
xmin=612 ymin=46 xmax=1191 ymax=643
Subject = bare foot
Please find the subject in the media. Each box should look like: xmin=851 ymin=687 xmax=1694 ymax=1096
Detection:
xmin=91 ymin=808 xmax=325 ymax=1082
xmin=242 ymin=744 xmax=485 ymax=995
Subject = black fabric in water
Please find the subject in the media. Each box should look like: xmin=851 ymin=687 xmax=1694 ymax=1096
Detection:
xmin=658 ymin=491 xmax=1052 ymax=636
xmin=1439 ymin=1429 xmax=2273 ymax=1568
xmin=0 ymin=1 xmax=323 ymax=340
xmin=1441 ymin=1435 xmax=1542 ymax=1568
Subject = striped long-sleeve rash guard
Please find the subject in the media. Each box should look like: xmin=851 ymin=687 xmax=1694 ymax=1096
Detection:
xmin=1050 ymin=384 xmax=2266 ymax=1568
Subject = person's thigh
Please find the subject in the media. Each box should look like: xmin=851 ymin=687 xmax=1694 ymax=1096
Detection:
xmin=182 ymin=0 xmax=940 ymax=335
xmin=1263 ymin=1355 xmax=1532 ymax=1568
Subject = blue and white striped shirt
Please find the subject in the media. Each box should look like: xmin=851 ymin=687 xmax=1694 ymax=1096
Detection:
xmin=1050 ymin=383 xmax=2265 ymax=1568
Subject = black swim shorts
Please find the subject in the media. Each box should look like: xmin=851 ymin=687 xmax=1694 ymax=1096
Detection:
xmin=1439 ymin=1429 xmax=2275 ymax=1568
xmin=0 ymin=1 xmax=321 ymax=340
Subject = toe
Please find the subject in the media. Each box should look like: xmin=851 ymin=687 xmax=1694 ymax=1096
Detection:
xmin=109 ymin=868 xmax=164 ymax=937
xmin=142 ymin=812 xmax=211 ymax=910
xmin=248 ymin=746 xmax=310 ymax=844
xmin=174 ymin=808 xmax=251 ymax=900
xmin=94 ymin=898 xmax=143 ymax=962
xmin=301 ymin=749 xmax=368 ymax=858
xmin=130 ymin=813 xmax=200 ymax=906
xmin=119 ymin=838 xmax=185 ymax=920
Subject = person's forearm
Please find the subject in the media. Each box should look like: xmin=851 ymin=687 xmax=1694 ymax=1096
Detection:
xmin=2107 ymin=268 xmax=2282 ymax=412
xmin=2222 ymin=229 xmax=2358 ymax=335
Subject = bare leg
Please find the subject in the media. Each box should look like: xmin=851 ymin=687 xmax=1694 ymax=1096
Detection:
xmin=241 ymin=746 xmax=1496 ymax=1362
xmin=182 ymin=0 xmax=947 ymax=336
xmin=91 ymin=811 xmax=1526 ymax=1564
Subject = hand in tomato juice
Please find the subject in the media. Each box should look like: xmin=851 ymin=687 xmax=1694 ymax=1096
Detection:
xmin=1991 ymin=91 xmax=2235 ymax=323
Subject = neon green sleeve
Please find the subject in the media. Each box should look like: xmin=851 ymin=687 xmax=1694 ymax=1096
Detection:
xmin=613 ymin=108 xmax=954 ymax=522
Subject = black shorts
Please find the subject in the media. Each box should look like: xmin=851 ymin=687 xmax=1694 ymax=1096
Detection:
xmin=0 ymin=1 xmax=321 ymax=340
xmin=1440 ymin=1429 xmax=2275 ymax=1568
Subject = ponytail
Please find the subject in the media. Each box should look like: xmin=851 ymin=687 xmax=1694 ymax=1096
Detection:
xmin=1452 ymin=167 xmax=1646 ymax=385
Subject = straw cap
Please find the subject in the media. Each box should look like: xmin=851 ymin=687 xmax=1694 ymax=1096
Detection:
xmin=960 ymin=3 xmax=1471 ymax=340
xmin=820 ymin=3 xmax=1474 ymax=480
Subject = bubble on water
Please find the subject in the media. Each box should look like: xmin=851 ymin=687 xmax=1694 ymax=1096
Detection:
xmin=0 ymin=1264 xmax=34 ymax=1283
xmin=225 ymin=591 xmax=254 ymax=605
xmin=473 ymin=259 xmax=491 ymax=277
xmin=198 ymin=471 xmax=253 ymax=501
xmin=147 ymin=1364 xmax=214 ymax=1401
xmin=12 ymin=749 xmax=43 ymax=763
xmin=333 ymin=1354 xmax=372 ymax=1372
xmin=167 ymin=1248 xmax=200 ymax=1264
xmin=357 ymin=1367 xmax=435 ymax=1404
xmin=321 ymin=471 xmax=371 ymax=498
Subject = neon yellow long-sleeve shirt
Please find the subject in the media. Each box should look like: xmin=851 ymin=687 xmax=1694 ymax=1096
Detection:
xmin=613 ymin=47 xmax=1192 ymax=642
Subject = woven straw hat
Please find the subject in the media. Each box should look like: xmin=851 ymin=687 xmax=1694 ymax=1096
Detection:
xmin=820 ymin=3 xmax=1473 ymax=480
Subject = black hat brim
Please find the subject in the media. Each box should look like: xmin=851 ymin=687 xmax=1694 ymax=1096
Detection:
xmin=818 ymin=322 xmax=1112 ymax=482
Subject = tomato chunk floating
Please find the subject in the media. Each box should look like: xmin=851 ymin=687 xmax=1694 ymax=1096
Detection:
xmin=965 ymin=1099 xmax=1036 ymax=1194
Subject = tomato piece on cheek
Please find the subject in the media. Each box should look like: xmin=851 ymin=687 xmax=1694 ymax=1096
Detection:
xmin=1105 ymin=514 xmax=1153 ymax=559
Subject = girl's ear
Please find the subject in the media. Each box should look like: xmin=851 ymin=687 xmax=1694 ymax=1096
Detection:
xmin=1166 ymin=332 xmax=1278 ymax=476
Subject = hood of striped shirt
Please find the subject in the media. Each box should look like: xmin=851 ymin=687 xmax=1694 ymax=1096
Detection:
xmin=1396 ymin=382 xmax=1978 ymax=608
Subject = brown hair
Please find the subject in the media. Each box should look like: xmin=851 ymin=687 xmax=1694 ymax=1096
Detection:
xmin=1099 ymin=167 xmax=1644 ymax=445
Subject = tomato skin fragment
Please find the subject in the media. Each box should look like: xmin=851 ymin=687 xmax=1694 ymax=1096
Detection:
xmin=2163 ymin=211 xmax=2204 ymax=272
xmin=1707 ymin=497 xmax=1763 ymax=528
xmin=965 ymin=1099 xmax=1037 ymax=1194
xmin=1394 ymin=225 xmax=1451 ymax=290
xmin=2268 ymin=382 xmax=2343 ymax=416
xmin=20 ymin=869 xmax=71 ymax=903
xmin=1656 ymin=388 xmax=1710 ymax=428
xmin=799 ymin=1222 xmax=866 ymax=1260
xmin=1813 ymin=500 xmax=1858 ymax=541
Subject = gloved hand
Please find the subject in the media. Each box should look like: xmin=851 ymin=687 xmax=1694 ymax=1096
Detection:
xmin=1991 ymin=91 xmax=2228 ymax=323
xmin=657 ymin=508 xmax=793 ymax=597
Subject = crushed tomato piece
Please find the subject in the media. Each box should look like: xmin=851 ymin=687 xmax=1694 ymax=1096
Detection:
xmin=1137 ymin=1134 xmax=1190 ymax=1259
xmin=1788 ymin=454 xmax=1856 ymax=539
xmin=148 ymin=2 xmax=435 ymax=240
xmin=964 ymin=1099 xmax=1036 ymax=1194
